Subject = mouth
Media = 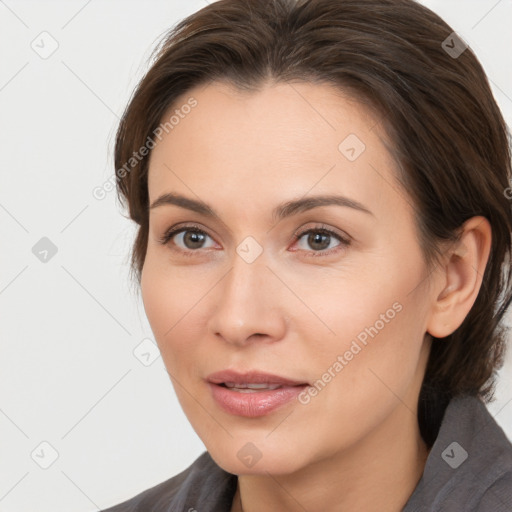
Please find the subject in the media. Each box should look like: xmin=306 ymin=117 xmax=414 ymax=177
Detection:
xmin=207 ymin=369 xmax=309 ymax=387
xmin=218 ymin=382 xmax=286 ymax=392
xmin=206 ymin=370 xmax=309 ymax=417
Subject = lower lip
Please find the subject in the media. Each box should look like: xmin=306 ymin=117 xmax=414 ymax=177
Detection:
xmin=208 ymin=383 xmax=307 ymax=417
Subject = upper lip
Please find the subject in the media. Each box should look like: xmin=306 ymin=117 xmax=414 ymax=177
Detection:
xmin=207 ymin=370 xmax=308 ymax=386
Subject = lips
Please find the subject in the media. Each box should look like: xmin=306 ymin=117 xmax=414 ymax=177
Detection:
xmin=206 ymin=370 xmax=309 ymax=417
xmin=207 ymin=369 xmax=308 ymax=387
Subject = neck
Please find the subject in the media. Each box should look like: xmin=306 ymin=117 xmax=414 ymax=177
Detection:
xmin=231 ymin=403 xmax=429 ymax=512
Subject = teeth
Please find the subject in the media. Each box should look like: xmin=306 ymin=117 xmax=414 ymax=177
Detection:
xmin=224 ymin=382 xmax=282 ymax=390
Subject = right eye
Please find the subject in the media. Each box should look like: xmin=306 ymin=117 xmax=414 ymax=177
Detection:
xmin=159 ymin=225 xmax=217 ymax=253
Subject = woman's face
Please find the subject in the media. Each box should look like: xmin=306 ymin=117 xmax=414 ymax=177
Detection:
xmin=142 ymin=80 xmax=437 ymax=475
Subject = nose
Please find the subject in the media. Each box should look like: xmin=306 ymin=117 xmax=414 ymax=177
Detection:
xmin=207 ymin=252 xmax=288 ymax=347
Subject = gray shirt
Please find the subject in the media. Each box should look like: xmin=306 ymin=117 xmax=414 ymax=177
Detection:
xmin=102 ymin=395 xmax=512 ymax=511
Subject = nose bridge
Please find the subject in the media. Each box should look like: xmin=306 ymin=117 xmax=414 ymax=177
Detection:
xmin=208 ymin=246 xmax=286 ymax=345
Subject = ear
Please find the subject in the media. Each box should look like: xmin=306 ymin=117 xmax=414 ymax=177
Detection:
xmin=426 ymin=216 xmax=492 ymax=339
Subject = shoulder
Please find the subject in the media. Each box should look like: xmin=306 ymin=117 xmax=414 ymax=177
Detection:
xmin=476 ymin=471 xmax=512 ymax=512
xmin=403 ymin=394 xmax=512 ymax=512
xmin=101 ymin=451 xmax=237 ymax=512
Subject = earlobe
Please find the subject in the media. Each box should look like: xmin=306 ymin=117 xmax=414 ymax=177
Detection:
xmin=426 ymin=216 xmax=492 ymax=339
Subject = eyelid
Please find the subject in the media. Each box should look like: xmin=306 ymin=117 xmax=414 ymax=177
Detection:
xmin=292 ymin=223 xmax=351 ymax=244
xmin=158 ymin=223 xmax=217 ymax=247
xmin=290 ymin=224 xmax=351 ymax=257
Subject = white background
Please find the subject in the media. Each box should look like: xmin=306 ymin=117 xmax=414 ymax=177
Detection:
xmin=1 ymin=1 xmax=511 ymax=511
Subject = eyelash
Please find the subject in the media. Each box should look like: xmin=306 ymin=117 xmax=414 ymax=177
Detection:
xmin=158 ymin=223 xmax=351 ymax=258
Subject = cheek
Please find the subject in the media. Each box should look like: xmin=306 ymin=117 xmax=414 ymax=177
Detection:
xmin=300 ymin=254 xmax=429 ymax=403
xmin=290 ymin=297 xmax=428 ymax=460
xmin=295 ymin=255 xmax=424 ymax=361
xmin=140 ymin=253 xmax=205 ymax=366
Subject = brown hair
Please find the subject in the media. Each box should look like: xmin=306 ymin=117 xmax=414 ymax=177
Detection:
xmin=114 ymin=0 xmax=512 ymax=446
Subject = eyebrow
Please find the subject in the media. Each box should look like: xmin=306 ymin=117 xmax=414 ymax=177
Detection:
xmin=149 ymin=192 xmax=374 ymax=221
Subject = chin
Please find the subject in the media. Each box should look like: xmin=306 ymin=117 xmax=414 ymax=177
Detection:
xmin=206 ymin=437 xmax=312 ymax=476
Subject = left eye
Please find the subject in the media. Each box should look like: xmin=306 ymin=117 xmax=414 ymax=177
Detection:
xmin=294 ymin=228 xmax=346 ymax=253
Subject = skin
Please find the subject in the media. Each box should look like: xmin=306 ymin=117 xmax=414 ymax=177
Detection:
xmin=141 ymin=80 xmax=492 ymax=512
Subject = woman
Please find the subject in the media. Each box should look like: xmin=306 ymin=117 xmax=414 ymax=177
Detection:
xmin=102 ymin=0 xmax=512 ymax=510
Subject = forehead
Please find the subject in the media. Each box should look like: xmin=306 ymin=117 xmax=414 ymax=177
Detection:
xmin=146 ymin=80 xmax=405 ymax=219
